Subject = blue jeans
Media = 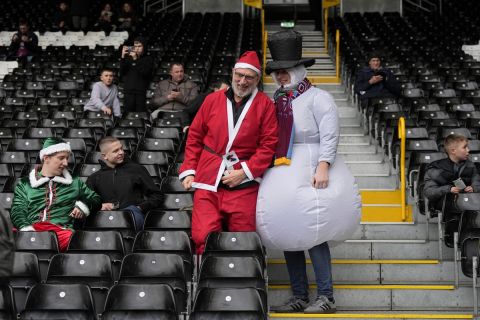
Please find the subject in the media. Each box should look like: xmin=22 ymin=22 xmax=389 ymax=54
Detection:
xmin=283 ymin=242 xmax=333 ymax=301
xmin=123 ymin=205 xmax=144 ymax=231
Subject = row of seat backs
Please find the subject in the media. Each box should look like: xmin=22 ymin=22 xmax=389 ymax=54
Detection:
xmin=1 ymin=282 xmax=266 ymax=320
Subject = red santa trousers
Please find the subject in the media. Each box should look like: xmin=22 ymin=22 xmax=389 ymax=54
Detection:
xmin=192 ymin=184 xmax=259 ymax=254
xmin=33 ymin=221 xmax=73 ymax=252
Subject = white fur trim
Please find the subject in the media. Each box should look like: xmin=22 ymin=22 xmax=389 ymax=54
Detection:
xmin=192 ymin=181 xmax=217 ymax=192
xmin=234 ymin=62 xmax=261 ymax=75
xmin=179 ymin=170 xmax=196 ymax=181
xmin=52 ymin=170 xmax=73 ymax=185
xmin=39 ymin=143 xmax=71 ymax=159
xmin=29 ymin=169 xmax=50 ymax=188
xmin=240 ymin=162 xmax=254 ymax=181
xmin=75 ymin=201 xmax=90 ymax=216
xmin=20 ymin=226 xmax=35 ymax=231
xmin=29 ymin=168 xmax=73 ymax=188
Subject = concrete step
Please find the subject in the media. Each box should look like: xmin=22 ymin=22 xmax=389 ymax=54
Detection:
xmin=334 ymin=100 xmax=353 ymax=108
xmin=339 ymin=135 xmax=370 ymax=146
xmin=355 ymin=176 xmax=398 ymax=190
xmin=347 ymin=162 xmax=390 ymax=177
xmin=339 ymin=117 xmax=362 ymax=128
xmin=338 ymin=144 xmax=377 ymax=154
xmin=268 ymin=284 xmax=475 ymax=311
xmin=340 ymin=127 xmax=365 ymax=136
xmin=267 ymin=259 xmax=467 ymax=285
xmin=269 ymin=312 xmax=474 ymax=320
xmin=342 ymin=153 xmax=384 ymax=164
xmin=338 ymin=107 xmax=359 ymax=119
xmin=317 ymin=83 xmax=346 ymax=92
xmin=267 ymin=241 xmax=454 ymax=261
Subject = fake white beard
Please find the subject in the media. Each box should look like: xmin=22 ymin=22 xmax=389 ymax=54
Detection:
xmin=271 ymin=65 xmax=308 ymax=90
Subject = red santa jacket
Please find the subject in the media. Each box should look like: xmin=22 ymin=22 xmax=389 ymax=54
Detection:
xmin=179 ymin=88 xmax=278 ymax=192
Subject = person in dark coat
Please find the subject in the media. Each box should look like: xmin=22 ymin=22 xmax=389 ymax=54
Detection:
xmin=119 ymin=36 xmax=153 ymax=113
xmin=354 ymin=52 xmax=401 ymax=102
xmin=53 ymin=1 xmax=71 ymax=33
xmin=424 ymin=134 xmax=480 ymax=210
xmin=8 ymin=20 xmax=38 ymax=63
xmin=70 ymin=0 xmax=90 ymax=31
xmin=86 ymin=137 xmax=163 ymax=231
xmin=184 ymin=80 xmax=229 ymax=124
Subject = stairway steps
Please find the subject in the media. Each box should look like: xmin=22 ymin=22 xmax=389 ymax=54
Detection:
xmin=338 ymin=107 xmax=360 ymax=119
xmin=267 ymin=241 xmax=454 ymax=260
xmin=269 ymin=312 xmax=473 ymax=319
xmin=338 ymin=145 xmax=377 ymax=154
xmin=340 ymin=127 xmax=366 ymax=136
xmin=355 ymin=176 xmax=398 ymax=189
xmin=268 ymin=285 xmax=476 ymax=311
xmin=348 ymin=162 xmax=390 ymax=177
xmin=339 ymin=117 xmax=363 ymax=128
xmin=339 ymin=136 xmax=370 ymax=145
xmin=342 ymin=154 xmax=384 ymax=164
xmin=267 ymin=258 xmax=470 ymax=285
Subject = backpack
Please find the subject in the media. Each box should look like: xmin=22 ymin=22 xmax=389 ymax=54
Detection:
xmin=0 ymin=208 xmax=14 ymax=282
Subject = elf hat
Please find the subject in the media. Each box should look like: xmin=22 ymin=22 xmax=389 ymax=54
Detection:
xmin=234 ymin=51 xmax=262 ymax=76
xmin=39 ymin=137 xmax=71 ymax=159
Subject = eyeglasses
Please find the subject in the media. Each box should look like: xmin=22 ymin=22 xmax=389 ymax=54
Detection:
xmin=234 ymin=71 xmax=257 ymax=81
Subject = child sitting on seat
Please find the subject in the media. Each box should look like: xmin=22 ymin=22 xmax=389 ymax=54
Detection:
xmin=424 ymin=134 xmax=480 ymax=210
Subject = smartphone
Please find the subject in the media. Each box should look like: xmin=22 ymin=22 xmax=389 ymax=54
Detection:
xmin=127 ymin=46 xmax=133 ymax=52
xmin=453 ymin=178 xmax=467 ymax=190
xmin=172 ymin=88 xmax=178 ymax=92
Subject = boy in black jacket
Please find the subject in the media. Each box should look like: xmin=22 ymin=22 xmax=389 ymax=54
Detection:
xmin=86 ymin=137 xmax=163 ymax=230
xmin=424 ymin=134 xmax=480 ymax=209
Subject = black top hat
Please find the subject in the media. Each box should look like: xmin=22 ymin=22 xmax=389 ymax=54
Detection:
xmin=266 ymin=30 xmax=315 ymax=75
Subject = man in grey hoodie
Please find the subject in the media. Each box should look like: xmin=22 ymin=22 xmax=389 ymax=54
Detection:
xmin=84 ymin=68 xmax=122 ymax=117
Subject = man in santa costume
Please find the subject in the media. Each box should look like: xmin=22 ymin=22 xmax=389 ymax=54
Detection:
xmin=180 ymin=51 xmax=279 ymax=254
xmin=11 ymin=137 xmax=101 ymax=251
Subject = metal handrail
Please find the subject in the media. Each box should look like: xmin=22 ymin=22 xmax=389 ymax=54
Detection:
xmin=335 ymin=29 xmax=340 ymax=78
xmin=324 ymin=9 xmax=328 ymax=54
xmin=398 ymin=117 xmax=407 ymax=221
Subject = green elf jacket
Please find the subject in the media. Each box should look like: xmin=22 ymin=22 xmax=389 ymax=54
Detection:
xmin=11 ymin=167 xmax=101 ymax=230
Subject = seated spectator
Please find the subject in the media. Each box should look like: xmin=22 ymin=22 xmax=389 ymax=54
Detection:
xmin=354 ymin=52 xmax=400 ymax=104
xmin=424 ymin=134 xmax=480 ymax=210
xmin=53 ymin=1 xmax=70 ymax=33
xmin=70 ymin=0 xmax=90 ymax=31
xmin=10 ymin=138 xmax=101 ymax=251
xmin=86 ymin=137 xmax=163 ymax=231
xmin=120 ymin=36 xmax=153 ymax=112
xmin=84 ymin=68 xmax=121 ymax=117
xmin=184 ymin=80 xmax=229 ymax=123
xmin=117 ymin=2 xmax=136 ymax=32
xmin=151 ymin=62 xmax=199 ymax=119
xmin=8 ymin=20 xmax=39 ymax=63
xmin=94 ymin=3 xmax=115 ymax=33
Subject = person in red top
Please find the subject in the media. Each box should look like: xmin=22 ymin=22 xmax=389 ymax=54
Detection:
xmin=179 ymin=51 xmax=279 ymax=254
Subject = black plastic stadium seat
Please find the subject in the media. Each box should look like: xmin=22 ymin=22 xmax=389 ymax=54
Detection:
xmin=46 ymin=253 xmax=114 ymax=314
xmin=118 ymin=253 xmax=188 ymax=312
xmin=102 ymin=284 xmax=177 ymax=320
xmin=190 ymin=287 xmax=266 ymax=320
xmin=19 ymin=283 xmax=96 ymax=320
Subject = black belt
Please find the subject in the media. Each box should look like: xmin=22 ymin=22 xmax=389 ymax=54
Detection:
xmin=203 ymin=145 xmax=258 ymax=190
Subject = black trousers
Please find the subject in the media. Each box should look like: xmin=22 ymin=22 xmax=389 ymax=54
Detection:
xmin=124 ymin=92 xmax=147 ymax=113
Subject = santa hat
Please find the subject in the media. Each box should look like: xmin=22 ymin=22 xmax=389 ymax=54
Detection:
xmin=234 ymin=51 xmax=261 ymax=75
xmin=39 ymin=137 xmax=71 ymax=159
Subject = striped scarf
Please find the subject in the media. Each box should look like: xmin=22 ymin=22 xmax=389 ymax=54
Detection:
xmin=273 ymin=78 xmax=312 ymax=166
